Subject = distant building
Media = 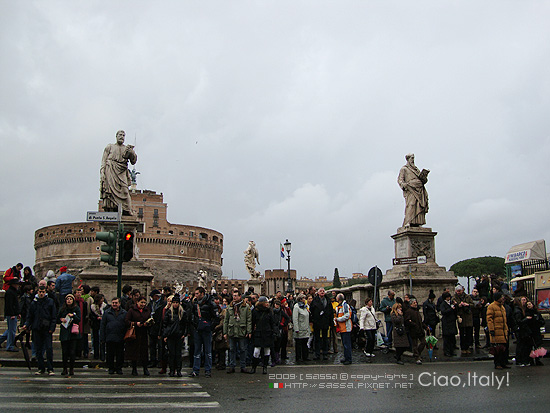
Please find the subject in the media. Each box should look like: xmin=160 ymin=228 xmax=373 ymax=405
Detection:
xmin=352 ymin=272 xmax=367 ymax=279
xmin=296 ymin=275 xmax=331 ymax=290
xmin=264 ymin=269 xmax=297 ymax=297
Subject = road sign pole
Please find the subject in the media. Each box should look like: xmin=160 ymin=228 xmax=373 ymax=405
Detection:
xmin=408 ymin=264 xmax=413 ymax=296
xmin=373 ymin=265 xmax=379 ymax=309
xmin=116 ymin=222 xmax=124 ymax=298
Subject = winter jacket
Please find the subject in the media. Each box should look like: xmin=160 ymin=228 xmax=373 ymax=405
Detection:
xmin=359 ymin=305 xmax=379 ymax=330
xmin=25 ymin=296 xmax=57 ymax=333
xmin=90 ymin=302 xmax=107 ymax=331
xmin=19 ymin=293 xmax=33 ymax=324
xmin=57 ymin=304 xmax=82 ymax=341
xmin=310 ymin=295 xmax=334 ymax=329
xmin=453 ymin=292 xmax=474 ymax=327
xmin=3 ymin=267 xmax=20 ymax=291
xmin=124 ymin=304 xmax=151 ymax=362
xmin=391 ymin=313 xmax=409 ymax=348
xmin=55 ymin=272 xmax=75 ymax=296
xmin=190 ymin=294 xmax=218 ymax=330
xmin=486 ymin=301 xmax=508 ymax=344
xmin=404 ymin=306 xmax=426 ymax=339
xmin=4 ymin=286 xmax=20 ymax=317
xmin=162 ymin=307 xmax=187 ymax=339
xmin=422 ymin=299 xmax=439 ymax=326
xmin=334 ymin=300 xmax=352 ymax=334
xmin=252 ymin=305 xmax=276 ymax=348
xmin=440 ymin=299 xmax=458 ymax=336
xmin=148 ymin=298 xmax=166 ymax=336
xmin=293 ymin=302 xmax=310 ymax=339
xmin=100 ymin=306 xmax=128 ymax=343
xmin=379 ymin=296 xmax=396 ymax=322
xmin=223 ymin=300 xmax=252 ymax=338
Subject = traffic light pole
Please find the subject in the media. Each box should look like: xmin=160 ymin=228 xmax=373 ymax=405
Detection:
xmin=117 ymin=222 xmax=124 ymax=298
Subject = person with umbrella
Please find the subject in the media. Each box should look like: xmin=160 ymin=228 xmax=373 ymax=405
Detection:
xmin=22 ymin=285 xmax=57 ymax=375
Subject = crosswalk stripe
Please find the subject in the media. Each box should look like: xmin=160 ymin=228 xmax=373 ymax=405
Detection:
xmin=3 ymin=383 xmax=203 ymax=389
xmin=0 ymin=368 xmax=220 ymax=409
xmin=0 ymin=402 xmax=220 ymax=409
xmin=0 ymin=392 xmax=211 ymax=398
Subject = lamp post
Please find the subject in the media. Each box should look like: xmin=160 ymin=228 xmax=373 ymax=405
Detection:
xmin=284 ymin=239 xmax=292 ymax=295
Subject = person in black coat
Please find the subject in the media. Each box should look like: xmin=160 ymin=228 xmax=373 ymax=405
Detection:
xmin=100 ymin=297 xmax=127 ymax=374
xmin=309 ymin=288 xmax=334 ymax=360
xmin=525 ymin=301 xmax=544 ymax=366
xmin=440 ymin=292 xmax=458 ymax=357
xmin=23 ymin=286 xmax=57 ymax=375
xmin=422 ymin=290 xmax=439 ymax=337
xmin=251 ymin=296 xmax=276 ymax=374
xmin=125 ymin=296 xmax=152 ymax=376
xmin=147 ymin=290 xmax=166 ymax=368
xmin=162 ymin=295 xmax=187 ymax=377
xmin=271 ymin=300 xmax=289 ymax=365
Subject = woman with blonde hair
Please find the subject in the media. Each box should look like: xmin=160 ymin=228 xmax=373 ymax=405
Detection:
xmin=162 ymin=295 xmax=187 ymax=377
xmin=391 ymin=303 xmax=408 ymax=365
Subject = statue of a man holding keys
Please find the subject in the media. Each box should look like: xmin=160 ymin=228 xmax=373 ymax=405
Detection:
xmin=100 ymin=130 xmax=137 ymax=215
xmin=398 ymin=153 xmax=429 ymax=228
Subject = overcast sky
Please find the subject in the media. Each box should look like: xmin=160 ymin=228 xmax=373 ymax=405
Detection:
xmin=2 ymin=1 xmax=550 ymax=282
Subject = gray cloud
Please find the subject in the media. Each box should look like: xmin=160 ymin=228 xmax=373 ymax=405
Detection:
xmin=2 ymin=1 xmax=550 ymax=282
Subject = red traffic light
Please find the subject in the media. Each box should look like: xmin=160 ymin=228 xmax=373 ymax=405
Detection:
xmin=125 ymin=232 xmax=133 ymax=241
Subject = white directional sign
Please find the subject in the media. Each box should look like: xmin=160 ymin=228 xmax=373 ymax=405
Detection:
xmin=86 ymin=211 xmax=120 ymax=222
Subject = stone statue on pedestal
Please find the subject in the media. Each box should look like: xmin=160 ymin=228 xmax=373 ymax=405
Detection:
xmin=244 ymin=241 xmax=261 ymax=279
xmin=398 ymin=153 xmax=429 ymax=227
xmin=198 ymin=270 xmax=208 ymax=289
xmin=100 ymin=130 xmax=137 ymax=215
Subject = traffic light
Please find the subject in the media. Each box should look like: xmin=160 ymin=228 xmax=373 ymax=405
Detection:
xmin=96 ymin=231 xmax=117 ymax=266
xmin=122 ymin=231 xmax=134 ymax=262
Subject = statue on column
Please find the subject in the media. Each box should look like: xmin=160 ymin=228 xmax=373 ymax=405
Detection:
xmin=244 ymin=241 xmax=261 ymax=278
xmin=100 ymin=130 xmax=137 ymax=215
xmin=398 ymin=153 xmax=429 ymax=227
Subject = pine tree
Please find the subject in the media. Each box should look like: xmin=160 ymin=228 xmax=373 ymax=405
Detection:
xmin=333 ymin=268 xmax=342 ymax=288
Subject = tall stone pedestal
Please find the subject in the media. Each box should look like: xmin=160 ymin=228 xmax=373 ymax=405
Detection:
xmin=79 ymin=260 xmax=154 ymax=301
xmin=79 ymin=216 xmax=152 ymax=299
xmin=245 ymin=278 xmax=264 ymax=296
xmin=382 ymin=227 xmax=457 ymax=301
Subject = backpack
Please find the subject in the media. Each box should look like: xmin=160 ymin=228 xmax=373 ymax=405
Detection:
xmin=351 ymin=305 xmax=358 ymax=325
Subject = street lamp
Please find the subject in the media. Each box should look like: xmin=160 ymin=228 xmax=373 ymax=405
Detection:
xmin=284 ymin=239 xmax=292 ymax=294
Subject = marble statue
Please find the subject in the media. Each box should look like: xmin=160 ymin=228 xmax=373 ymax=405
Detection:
xmin=244 ymin=241 xmax=261 ymax=278
xmin=198 ymin=270 xmax=208 ymax=289
xmin=398 ymin=153 xmax=429 ymax=227
xmin=100 ymin=130 xmax=137 ymax=215
xmin=174 ymin=281 xmax=184 ymax=296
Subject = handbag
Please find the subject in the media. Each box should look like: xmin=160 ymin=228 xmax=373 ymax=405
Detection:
xmin=71 ymin=323 xmax=80 ymax=334
xmin=489 ymin=344 xmax=506 ymax=356
xmin=124 ymin=323 xmax=136 ymax=341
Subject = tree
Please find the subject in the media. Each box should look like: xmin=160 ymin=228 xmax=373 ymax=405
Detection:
xmin=332 ymin=268 xmax=342 ymax=288
xmin=450 ymin=256 xmax=505 ymax=279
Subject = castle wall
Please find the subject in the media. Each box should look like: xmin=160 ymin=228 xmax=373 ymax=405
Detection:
xmin=34 ymin=190 xmax=223 ymax=287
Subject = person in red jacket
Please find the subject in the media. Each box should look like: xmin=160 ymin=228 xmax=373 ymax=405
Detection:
xmin=3 ymin=263 xmax=22 ymax=291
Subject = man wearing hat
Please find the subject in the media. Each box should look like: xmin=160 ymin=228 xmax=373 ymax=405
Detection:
xmin=55 ymin=266 xmax=76 ymax=303
xmin=0 ymin=278 xmax=21 ymax=351
xmin=147 ymin=289 xmax=166 ymax=368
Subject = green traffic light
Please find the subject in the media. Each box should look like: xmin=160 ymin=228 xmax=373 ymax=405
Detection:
xmin=96 ymin=231 xmax=117 ymax=266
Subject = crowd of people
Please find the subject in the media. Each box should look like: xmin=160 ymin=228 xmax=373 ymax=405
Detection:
xmin=1 ymin=265 xmax=547 ymax=376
